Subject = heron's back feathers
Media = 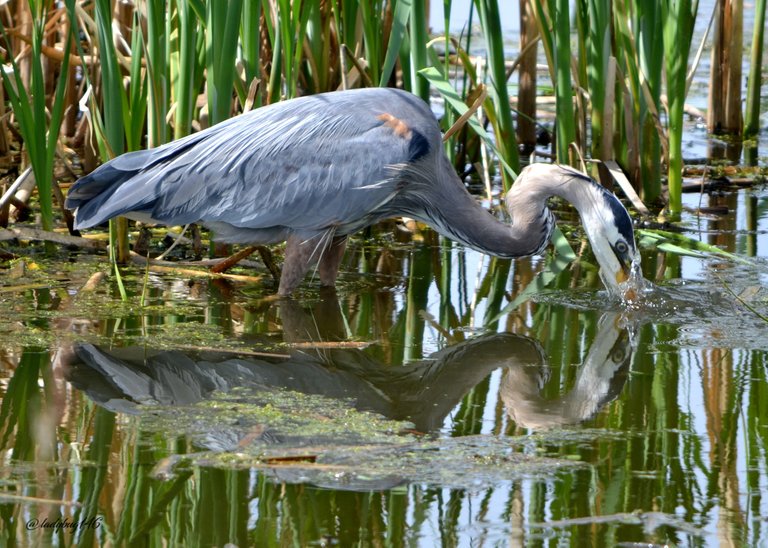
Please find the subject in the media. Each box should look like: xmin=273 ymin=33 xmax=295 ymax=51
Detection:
xmin=65 ymin=88 xmax=441 ymax=238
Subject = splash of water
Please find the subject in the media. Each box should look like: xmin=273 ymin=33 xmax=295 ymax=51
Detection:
xmin=617 ymin=255 xmax=649 ymax=307
xmin=599 ymin=255 xmax=650 ymax=306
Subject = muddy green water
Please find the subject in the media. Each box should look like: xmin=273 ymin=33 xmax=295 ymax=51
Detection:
xmin=1 ymin=182 xmax=768 ymax=546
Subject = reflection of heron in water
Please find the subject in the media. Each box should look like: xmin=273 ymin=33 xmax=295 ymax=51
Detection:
xmin=65 ymin=88 xmax=636 ymax=296
xmin=64 ymin=296 xmax=632 ymax=433
xmin=500 ymin=313 xmax=632 ymax=429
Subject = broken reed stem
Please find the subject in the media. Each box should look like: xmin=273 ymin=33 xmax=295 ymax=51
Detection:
xmin=209 ymin=245 xmax=259 ymax=273
xmin=0 ymin=225 xmax=106 ymax=249
xmin=744 ymin=0 xmax=766 ymax=139
xmin=516 ymin=0 xmax=538 ymax=149
xmin=442 ymin=86 xmax=488 ymax=142
xmin=130 ymin=252 xmax=264 ymax=284
xmin=707 ymin=0 xmax=743 ymax=134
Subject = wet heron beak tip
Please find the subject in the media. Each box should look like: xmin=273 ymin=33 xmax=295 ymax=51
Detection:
xmin=615 ymin=267 xmax=629 ymax=285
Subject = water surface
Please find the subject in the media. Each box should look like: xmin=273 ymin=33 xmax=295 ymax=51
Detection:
xmin=2 ymin=181 xmax=768 ymax=546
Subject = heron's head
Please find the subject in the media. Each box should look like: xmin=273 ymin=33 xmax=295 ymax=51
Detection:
xmin=570 ymin=172 xmax=637 ymax=294
xmin=517 ymin=164 xmax=637 ymax=295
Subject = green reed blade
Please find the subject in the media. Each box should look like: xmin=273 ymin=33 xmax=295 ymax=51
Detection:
xmin=637 ymin=228 xmax=752 ymax=264
xmin=241 ymin=0 xmax=262 ymax=90
xmin=661 ymin=0 xmax=698 ymax=218
xmin=94 ymin=0 xmax=132 ymax=265
xmin=474 ymin=0 xmax=520 ymax=187
xmin=380 ymin=0 xmax=412 ymax=87
xmin=64 ymin=1 xmax=129 ymax=290
xmin=304 ymin=1 xmax=323 ymax=93
xmin=552 ymin=0 xmax=576 ymax=164
xmin=531 ymin=0 xmax=555 ymax=82
xmin=531 ymin=0 xmax=575 ymax=164
xmin=173 ymin=0 xmax=200 ymax=138
xmin=267 ymin=9 xmax=283 ymax=103
xmin=278 ymin=0 xmax=296 ymax=97
xmin=289 ymin=0 xmax=315 ymax=98
xmin=634 ymin=0 xmax=664 ymax=202
xmin=585 ymin=0 xmax=610 ymax=159
xmin=128 ymin=11 xmax=148 ymax=151
xmin=439 ymin=1 xmax=456 ymax=163
xmin=94 ymin=0 xmax=126 ymax=156
xmin=145 ymin=0 xmax=169 ymax=147
xmin=0 ymin=2 xmax=73 ymax=241
xmin=359 ymin=0 xmax=382 ymax=86
xmin=410 ymin=0 xmax=429 ymax=99
xmin=206 ymin=0 xmax=242 ymax=123
xmin=443 ymin=0 xmax=452 ymax=73
xmin=343 ymin=0 xmax=360 ymax=42
xmin=612 ymin=2 xmax=640 ymax=172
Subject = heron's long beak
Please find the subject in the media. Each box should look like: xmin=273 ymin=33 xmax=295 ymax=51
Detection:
xmin=577 ymin=181 xmax=638 ymax=296
xmin=594 ymin=239 xmax=636 ymax=297
xmin=614 ymin=255 xmax=632 ymax=285
xmin=612 ymin=242 xmax=635 ymax=285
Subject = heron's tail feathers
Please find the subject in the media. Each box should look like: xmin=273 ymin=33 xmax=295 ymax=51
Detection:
xmin=65 ymin=134 xmax=203 ymax=229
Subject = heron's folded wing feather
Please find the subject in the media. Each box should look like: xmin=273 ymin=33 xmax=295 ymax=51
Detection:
xmin=67 ymin=90 xmax=436 ymax=233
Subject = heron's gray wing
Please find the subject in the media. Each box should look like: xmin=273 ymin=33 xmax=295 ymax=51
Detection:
xmin=67 ymin=89 xmax=438 ymax=239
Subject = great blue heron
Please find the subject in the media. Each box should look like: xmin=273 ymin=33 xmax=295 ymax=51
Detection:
xmin=65 ymin=87 xmax=636 ymax=296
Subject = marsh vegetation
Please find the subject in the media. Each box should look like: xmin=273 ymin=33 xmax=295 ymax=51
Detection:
xmin=0 ymin=0 xmax=767 ymax=546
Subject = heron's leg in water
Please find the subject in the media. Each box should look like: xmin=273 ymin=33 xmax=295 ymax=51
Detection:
xmin=318 ymin=236 xmax=347 ymax=287
xmin=278 ymin=232 xmax=346 ymax=295
xmin=278 ymin=233 xmax=317 ymax=296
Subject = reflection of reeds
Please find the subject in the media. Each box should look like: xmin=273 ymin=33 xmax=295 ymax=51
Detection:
xmin=1 ymin=243 xmax=764 ymax=545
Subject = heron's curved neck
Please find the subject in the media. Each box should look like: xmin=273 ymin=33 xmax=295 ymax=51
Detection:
xmin=506 ymin=164 xmax=609 ymax=235
xmin=413 ymin=159 xmax=556 ymax=259
xmin=419 ymin=161 xmax=609 ymax=260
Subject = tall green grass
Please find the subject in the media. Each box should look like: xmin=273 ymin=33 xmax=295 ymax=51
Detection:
xmin=569 ymin=0 xmax=701 ymax=212
xmin=633 ymin=1 xmax=664 ymax=204
xmin=551 ymin=0 xmax=577 ymax=165
xmin=662 ymin=0 xmax=699 ymax=218
xmin=172 ymin=0 xmax=200 ymax=138
xmin=474 ymin=0 xmax=520 ymax=184
xmin=0 ymin=0 xmax=73 ymax=247
xmin=583 ymin=0 xmax=611 ymax=162
xmin=146 ymin=0 xmax=170 ymax=146
xmin=205 ymin=1 xmax=243 ymax=122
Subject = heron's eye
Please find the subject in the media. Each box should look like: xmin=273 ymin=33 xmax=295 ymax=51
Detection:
xmin=615 ymin=241 xmax=629 ymax=254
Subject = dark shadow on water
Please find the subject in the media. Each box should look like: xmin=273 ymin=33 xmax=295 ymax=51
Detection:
xmin=64 ymin=294 xmax=633 ymax=434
